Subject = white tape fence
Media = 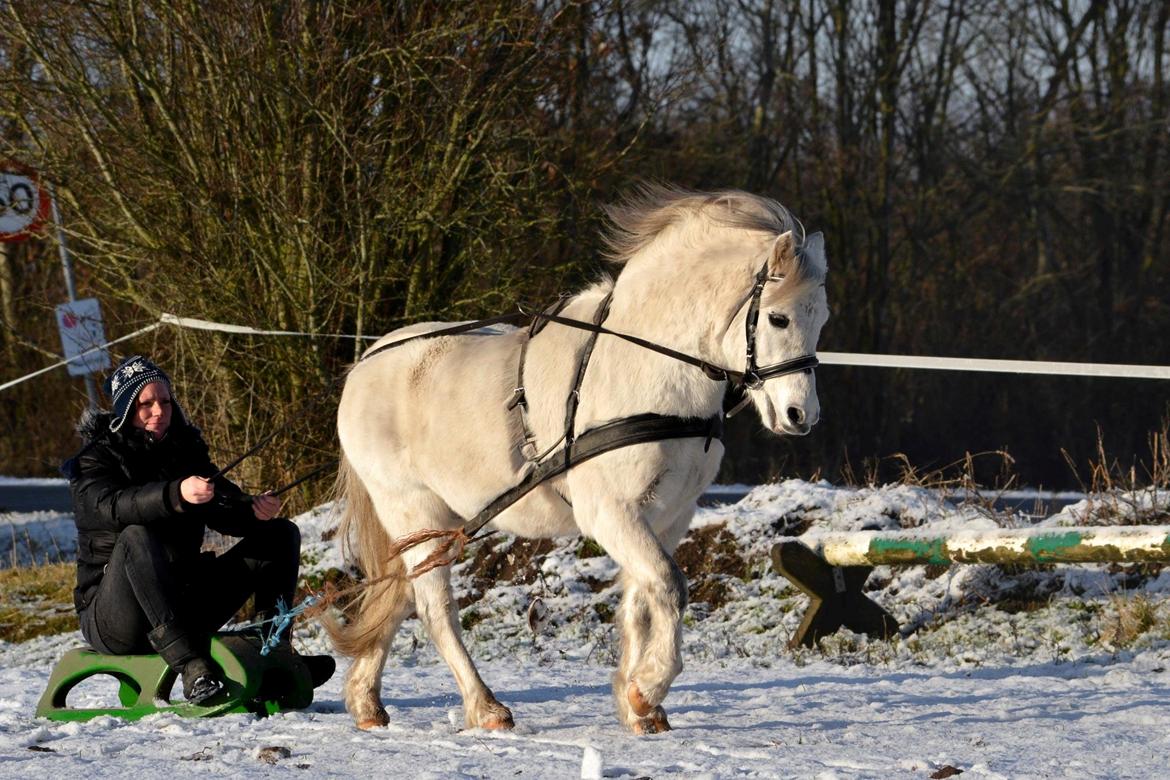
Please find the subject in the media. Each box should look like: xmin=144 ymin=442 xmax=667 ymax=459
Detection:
xmin=2 ymin=312 xmax=1168 ymax=393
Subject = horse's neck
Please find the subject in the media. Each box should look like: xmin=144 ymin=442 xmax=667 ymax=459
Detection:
xmin=574 ymin=241 xmax=755 ymax=421
xmin=609 ymin=229 xmax=759 ymax=347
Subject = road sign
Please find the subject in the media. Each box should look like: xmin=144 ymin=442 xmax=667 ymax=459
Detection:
xmin=0 ymin=161 xmax=51 ymax=242
xmin=56 ymin=298 xmax=111 ymax=377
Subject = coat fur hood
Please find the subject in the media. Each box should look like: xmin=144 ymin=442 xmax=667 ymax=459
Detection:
xmin=61 ymin=406 xmax=199 ymax=479
xmin=75 ymin=407 xmax=113 ymax=442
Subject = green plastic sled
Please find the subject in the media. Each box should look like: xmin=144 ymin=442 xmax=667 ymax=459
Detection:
xmin=36 ymin=633 xmax=315 ymax=722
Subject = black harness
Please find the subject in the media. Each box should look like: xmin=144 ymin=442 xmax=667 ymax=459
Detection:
xmin=360 ymin=256 xmax=818 ymax=539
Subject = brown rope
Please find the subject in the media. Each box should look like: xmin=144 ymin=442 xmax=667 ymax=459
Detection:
xmin=383 ymin=527 xmax=470 ymax=577
xmin=300 ymin=528 xmax=471 ymax=621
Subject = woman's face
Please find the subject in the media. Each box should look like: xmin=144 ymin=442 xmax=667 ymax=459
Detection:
xmin=132 ymin=381 xmax=173 ymax=438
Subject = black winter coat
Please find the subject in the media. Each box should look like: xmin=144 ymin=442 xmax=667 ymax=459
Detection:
xmin=61 ymin=410 xmax=259 ymax=613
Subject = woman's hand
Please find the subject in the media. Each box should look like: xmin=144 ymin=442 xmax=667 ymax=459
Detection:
xmin=180 ymin=476 xmax=216 ymax=505
xmin=252 ymin=492 xmax=282 ymax=521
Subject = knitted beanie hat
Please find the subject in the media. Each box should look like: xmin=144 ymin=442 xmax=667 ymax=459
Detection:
xmin=104 ymin=355 xmax=186 ymax=433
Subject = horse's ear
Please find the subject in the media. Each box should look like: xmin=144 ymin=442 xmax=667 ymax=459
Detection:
xmin=768 ymin=231 xmax=797 ymax=279
xmin=802 ymin=231 xmax=828 ymax=277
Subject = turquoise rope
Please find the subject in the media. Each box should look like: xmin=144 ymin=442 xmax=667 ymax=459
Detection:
xmin=237 ymin=593 xmax=322 ymax=656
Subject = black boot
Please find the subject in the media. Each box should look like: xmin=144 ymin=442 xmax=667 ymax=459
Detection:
xmin=181 ymin=657 xmax=224 ymax=704
xmin=300 ymin=654 xmax=336 ymax=688
xmin=266 ymin=639 xmax=335 ymax=688
xmin=147 ymin=622 xmax=224 ymax=704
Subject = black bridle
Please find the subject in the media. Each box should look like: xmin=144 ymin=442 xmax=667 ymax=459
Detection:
xmin=736 ymin=260 xmax=819 ymax=390
xmin=523 ymin=256 xmax=819 ymax=395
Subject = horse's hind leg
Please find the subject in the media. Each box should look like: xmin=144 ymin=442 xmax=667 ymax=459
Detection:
xmin=406 ymin=543 xmax=514 ymax=730
xmin=345 ymin=577 xmax=415 ymax=729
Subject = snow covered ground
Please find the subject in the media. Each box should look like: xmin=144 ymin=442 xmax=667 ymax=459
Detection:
xmin=2 ymin=480 xmax=1168 ymax=778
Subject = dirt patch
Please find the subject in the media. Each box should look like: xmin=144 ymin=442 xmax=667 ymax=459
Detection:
xmin=459 ymin=537 xmax=558 ymax=606
xmin=674 ymin=524 xmax=749 ymax=610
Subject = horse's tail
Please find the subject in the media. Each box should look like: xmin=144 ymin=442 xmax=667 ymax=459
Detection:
xmin=322 ymin=452 xmax=410 ymax=658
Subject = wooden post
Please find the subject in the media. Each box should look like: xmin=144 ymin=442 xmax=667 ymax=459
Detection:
xmin=771 ymin=540 xmax=899 ymax=649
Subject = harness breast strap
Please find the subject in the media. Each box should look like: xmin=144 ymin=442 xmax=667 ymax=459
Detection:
xmin=464 ymin=413 xmax=723 ymax=538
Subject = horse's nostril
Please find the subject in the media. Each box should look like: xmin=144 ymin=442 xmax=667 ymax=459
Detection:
xmin=786 ymin=406 xmax=805 ymax=425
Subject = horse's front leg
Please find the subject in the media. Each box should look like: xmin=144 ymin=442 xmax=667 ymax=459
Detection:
xmin=583 ymin=504 xmax=688 ymax=734
xmin=407 ymin=543 xmax=514 ymax=730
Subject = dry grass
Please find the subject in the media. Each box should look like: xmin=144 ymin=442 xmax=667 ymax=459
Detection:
xmin=1067 ymin=421 xmax=1170 ymax=493
xmin=839 ymin=448 xmax=1020 ymax=527
xmin=0 ymin=562 xmax=78 ymax=643
xmin=1060 ymin=420 xmax=1170 ymax=526
xmin=1097 ymin=594 xmax=1162 ymax=649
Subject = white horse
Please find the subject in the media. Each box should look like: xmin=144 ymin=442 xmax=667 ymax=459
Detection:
xmin=329 ymin=186 xmax=830 ymax=733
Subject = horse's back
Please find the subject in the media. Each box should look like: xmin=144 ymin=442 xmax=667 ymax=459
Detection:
xmin=359 ymin=321 xmax=518 ymax=358
xmin=339 ymin=323 xmax=530 ymax=517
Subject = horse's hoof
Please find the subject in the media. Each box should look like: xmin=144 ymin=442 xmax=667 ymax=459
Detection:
xmin=356 ymin=707 xmax=390 ymax=730
xmin=632 ymin=706 xmax=671 ymax=735
xmin=627 ymin=682 xmax=654 ymax=718
xmin=481 ymin=713 xmax=515 ymax=730
xmin=470 ymin=700 xmax=514 ymax=730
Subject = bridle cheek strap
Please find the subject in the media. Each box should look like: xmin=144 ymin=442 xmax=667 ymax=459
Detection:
xmin=729 ymin=259 xmax=818 ymax=391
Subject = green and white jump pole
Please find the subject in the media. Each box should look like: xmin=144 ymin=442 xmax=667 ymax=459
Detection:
xmin=771 ymin=526 xmax=1170 ymax=648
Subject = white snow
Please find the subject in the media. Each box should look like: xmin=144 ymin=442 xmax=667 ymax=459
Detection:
xmin=1 ymin=478 xmax=1168 ymax=778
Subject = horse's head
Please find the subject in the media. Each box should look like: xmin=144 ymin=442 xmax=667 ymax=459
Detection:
xmin=724 ymin=229 xmax=829 ymax=436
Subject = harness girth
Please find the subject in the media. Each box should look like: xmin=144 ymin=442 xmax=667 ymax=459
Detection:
xmin=464 ymin=412 xmax=723 ymax=538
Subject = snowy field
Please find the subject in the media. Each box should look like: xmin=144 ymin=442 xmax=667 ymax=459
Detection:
xmin=2 ymin=480 xmax=1169 ymax=778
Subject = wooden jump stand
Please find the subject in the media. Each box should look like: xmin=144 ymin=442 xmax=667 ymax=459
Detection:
xmin=772 ymin=525 xmax=1170 ymax=648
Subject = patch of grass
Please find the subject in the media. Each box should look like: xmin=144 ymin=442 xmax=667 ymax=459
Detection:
xmin=0 ymin=562 xmax=78 ymax=642
xmin=1098 ymin=594 xmax=1160 ymax=649
xmin=576 ymin=538 xmax=606 ymax=559
xmin=461 ymin=608 xmax=484 ymax=631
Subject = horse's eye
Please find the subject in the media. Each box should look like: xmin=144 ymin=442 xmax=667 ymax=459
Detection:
xmin=769 ymin=313 xmax=790 ymax=329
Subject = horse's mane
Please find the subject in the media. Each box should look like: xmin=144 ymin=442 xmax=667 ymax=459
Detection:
xmin=602 ymin=185 xmax=821 ymax=287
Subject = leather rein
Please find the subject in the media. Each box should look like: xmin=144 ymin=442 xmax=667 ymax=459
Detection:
xmin=362 ymin=260 xmax=819 ymax=394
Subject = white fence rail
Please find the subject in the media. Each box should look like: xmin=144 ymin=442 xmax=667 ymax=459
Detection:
xmin=4 ymin=313 xmax=1169 ymax=392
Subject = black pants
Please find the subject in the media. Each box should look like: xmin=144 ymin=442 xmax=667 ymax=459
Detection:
xmin=79 ymin=519 xmax=301 ymax=655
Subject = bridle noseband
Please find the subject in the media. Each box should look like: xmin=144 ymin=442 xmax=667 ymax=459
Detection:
xmin=706 ymin=234 xmax=824 ymax=393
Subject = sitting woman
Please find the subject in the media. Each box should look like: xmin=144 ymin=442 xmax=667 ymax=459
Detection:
xmin=61 ymin=355 xmax=333 ymax=704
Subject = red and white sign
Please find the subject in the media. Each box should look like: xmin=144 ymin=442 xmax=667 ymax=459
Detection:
xmin=55 ymin=298 xmax=111 ymax=377
xmin=0 ymin=161 xmax=51 ymax=242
